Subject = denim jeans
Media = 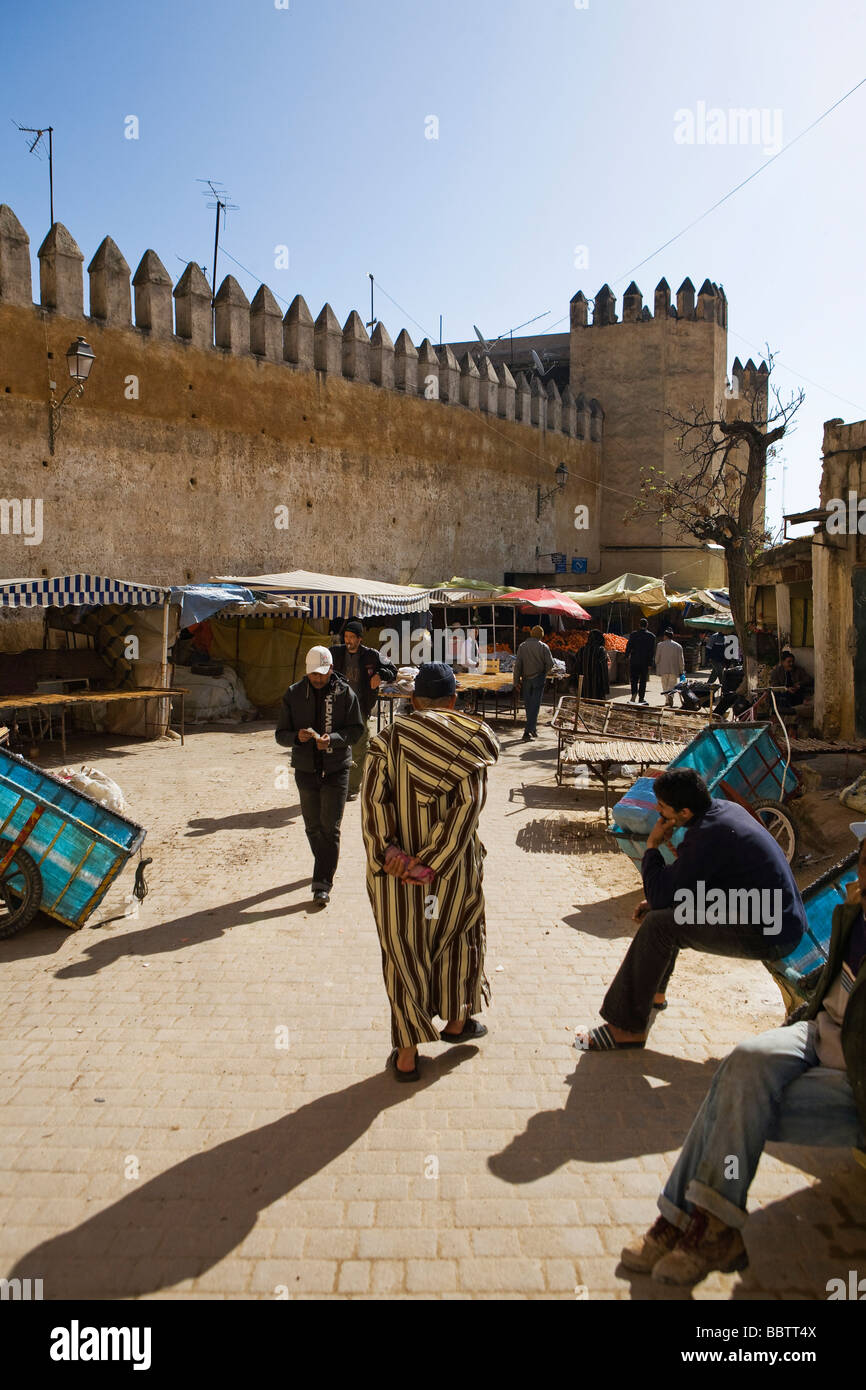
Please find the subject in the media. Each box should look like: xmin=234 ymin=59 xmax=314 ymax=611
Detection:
xmin=522 ymin=673 xmax=546 ymax=736
xmin=294 ymin=767 xmax=350 ymax=891
xmin=601 ymin=908 xmax=801 ymax=1034
xmin=659 ymin=1021 xmax=864 ymax=1231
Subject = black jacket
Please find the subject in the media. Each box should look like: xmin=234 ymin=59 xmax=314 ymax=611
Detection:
xmin=625 ymin=629 xmax=656 ymax=668
xmin=802 ymin=900 xmax=866 ymax=1158
xmin=330 ymin=643 xmax=397 ymax=719
xmin=275 ymin=673 xmax=364 ymax=772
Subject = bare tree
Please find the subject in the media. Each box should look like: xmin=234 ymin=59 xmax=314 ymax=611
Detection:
xmin=630 ymin=351 xmax=804 ymax=682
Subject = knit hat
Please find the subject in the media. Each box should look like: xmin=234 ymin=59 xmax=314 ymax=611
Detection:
xmin=414 ymin=661 xmax=457 ymax=698
xmin=345 ymin=620 xmax=364 ymax=637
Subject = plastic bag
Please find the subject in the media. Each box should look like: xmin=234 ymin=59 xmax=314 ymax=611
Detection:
xmin=58 ymin=765 xmax=128 ymax=815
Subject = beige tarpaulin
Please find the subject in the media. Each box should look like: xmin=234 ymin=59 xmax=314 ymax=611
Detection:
xmin=207 ymin=615 xmax=329 ymax=710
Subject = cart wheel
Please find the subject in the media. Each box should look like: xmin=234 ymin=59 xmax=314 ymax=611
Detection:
xmin=751 ymin=798 xmax=799 ymax=864
xmin=0 ymin=842 xmax=43 ymax=939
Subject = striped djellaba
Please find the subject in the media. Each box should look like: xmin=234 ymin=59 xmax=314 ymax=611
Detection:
xmin=361 ymin=708 xmax=501 ymax=1047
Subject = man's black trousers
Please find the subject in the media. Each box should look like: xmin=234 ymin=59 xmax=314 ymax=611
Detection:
xmin=600 ymin=908 xmax=800 ymax=1034
xmin=629 ymin=662 xmax=649 ymax=700
xmin=295 ymin=767 xmax=350 ymax=892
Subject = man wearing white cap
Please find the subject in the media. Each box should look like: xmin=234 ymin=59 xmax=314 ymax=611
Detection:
xmin=276 ymin=646 xmax=364 ymax=904
xmin=621 ymin=820 xmax=866 ymax=1288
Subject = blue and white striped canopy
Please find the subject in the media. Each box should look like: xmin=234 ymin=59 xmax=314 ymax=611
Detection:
xmin=213 ymin=571 xmax=445 ymax=620
xmin=0 ymin=574 xmax=168 ymax=609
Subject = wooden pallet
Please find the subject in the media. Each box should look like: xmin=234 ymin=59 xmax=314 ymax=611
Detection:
xmin=551 ymin=696 xmax=708 ymax=742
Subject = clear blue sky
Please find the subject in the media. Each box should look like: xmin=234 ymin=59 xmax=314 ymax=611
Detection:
xmin=4 ymin=0 xmax=865 ymax=539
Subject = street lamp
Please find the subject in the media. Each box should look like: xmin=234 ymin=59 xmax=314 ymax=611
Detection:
xmin=536 ymin=460 xmax=569 ymax=519
xmin=49 ymin=337 xmax=96 ymax=454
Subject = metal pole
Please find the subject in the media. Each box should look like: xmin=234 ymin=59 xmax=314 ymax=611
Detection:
xmin=211 ymin=200 xmax=221 ymax=307
xmin=48 ymin=126 xmax=54 ymax=226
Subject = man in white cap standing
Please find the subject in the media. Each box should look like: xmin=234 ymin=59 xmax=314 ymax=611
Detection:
xmin=275 ymin=646 xmax=364 ymax=904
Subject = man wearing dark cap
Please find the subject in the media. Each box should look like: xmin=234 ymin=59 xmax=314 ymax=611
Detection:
xmin=361 ymin=662 xmax=500 ymax=1080
xmin=331 ymin=620 xmax=397 ymax=799
xmin=625 ymin=618 xmax=656 ymax=705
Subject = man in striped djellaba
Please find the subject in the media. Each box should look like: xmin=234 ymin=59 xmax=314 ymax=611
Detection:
xmin=361 ymin=662 xmax=500 ymax=1081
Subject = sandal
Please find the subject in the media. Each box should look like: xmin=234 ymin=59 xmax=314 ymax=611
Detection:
xmin=439 ymin=1018 xmax=488 ymax=1043
xmin=574 ymin=1024 xmax=646 ymax=1052
xmin=388 ymin=1048 xmax=421 ymax=1082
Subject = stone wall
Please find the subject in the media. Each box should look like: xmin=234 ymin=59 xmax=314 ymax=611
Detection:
xmin=813 ymin=417 xmax=866 ymax=738
xmin=569 ymin=278 xmax=765 ymax=588
xmin=0 ymin=204 xmax=602 ymax=649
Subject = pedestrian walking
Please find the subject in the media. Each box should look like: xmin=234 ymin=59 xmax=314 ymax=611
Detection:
xmin=625 ymin=618 xmax=656 ymax=704
xmin=330 ymin=620 xmax=397 ymax=799
xmin=361 ymin=662 xmax=500 ymax=1080
xmin=513 ymin=624 xmax=554 ymax=741
xmin=275 ymin=645 xmax=363 ymax=905
xmin=655 ymin=626 xmax=685 ymax=706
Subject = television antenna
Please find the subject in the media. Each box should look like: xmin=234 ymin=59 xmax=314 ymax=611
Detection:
xmin=13 ymin=120 xmax=55 ymax=224
xmin=197 ymin=179 xmax=239 ymax=306
xmin=472 ymin=309 xmax=552 ymax=365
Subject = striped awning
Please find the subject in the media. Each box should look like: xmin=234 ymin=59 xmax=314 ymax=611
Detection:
xmin=213 ymin=570 xmax=446 ymax=620
xmin=0 ymin=574 xmax=168 ymax=609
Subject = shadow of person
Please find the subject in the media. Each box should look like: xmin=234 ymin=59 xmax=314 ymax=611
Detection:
xmin=561 ymin=889 xmax=646 ymax=941
xmin=186 ymin=805 xmax=302 ymax=836
xmin=488 ymin=1049 xmax=722 ymax=1184
xmin=8 ymin=1045 xmax=478 ymax=1299
xmin=54 ymin=881 xmax=314 ymax=979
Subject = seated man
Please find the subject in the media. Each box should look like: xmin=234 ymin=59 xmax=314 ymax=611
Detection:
xmin=575 ymin=768 xmax=806 ymax=1051
xmin=769 ymin=649 xmax=813 ymax=711
xmin=621 ymin=821 xmax=866 ymax=1286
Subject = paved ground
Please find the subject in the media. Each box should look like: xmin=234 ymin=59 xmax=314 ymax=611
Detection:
xmin=1 ymin=676 xmax=865 ymax=1300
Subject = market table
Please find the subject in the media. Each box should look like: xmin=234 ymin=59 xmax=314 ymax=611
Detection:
xmin=0 ymin=689 xmax=187 ymax=755
xmin=562 ymin=737 xmax=686 ymax=823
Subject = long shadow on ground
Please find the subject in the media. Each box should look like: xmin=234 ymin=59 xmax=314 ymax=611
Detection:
xmin=8 ymin=1047 xmax=477 ymax=1299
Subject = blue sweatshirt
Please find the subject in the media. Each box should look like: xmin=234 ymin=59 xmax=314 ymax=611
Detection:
xmin=641 ymin=798 xmax=806 ymax=947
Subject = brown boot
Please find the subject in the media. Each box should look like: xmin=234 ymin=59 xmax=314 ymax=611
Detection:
xmin=620 ymin=1215 xmax=681 ymax=1274
xmin=652 ymin=1207 xmax=748 ymax=1285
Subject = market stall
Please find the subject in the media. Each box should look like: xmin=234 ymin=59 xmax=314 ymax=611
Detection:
xmin=0 ymin=574 xmax=180 ymax=751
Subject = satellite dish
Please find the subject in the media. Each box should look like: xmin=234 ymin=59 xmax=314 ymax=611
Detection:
xmin=531 ymin=349 xmax=546 ymax=375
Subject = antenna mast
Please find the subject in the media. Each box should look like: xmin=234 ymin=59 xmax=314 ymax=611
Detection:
xmin=15 ymin=122 xmax=54 ymax=224
xmin=198 ymin=179 xmax=239 ymax=306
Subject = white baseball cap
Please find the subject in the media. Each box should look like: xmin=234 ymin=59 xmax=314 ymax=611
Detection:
xmin=850 ymin=822 xmax=866 ymax=843
xmin=305 ymin=645 xmax=333 ymax=675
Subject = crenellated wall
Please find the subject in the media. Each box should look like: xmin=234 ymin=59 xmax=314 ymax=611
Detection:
xmin=0 ymin=204 xmax=602 ymax=644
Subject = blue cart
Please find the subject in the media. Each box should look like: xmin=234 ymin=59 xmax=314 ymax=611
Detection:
xmin=0 ymin=746 xmax=146 ymax=939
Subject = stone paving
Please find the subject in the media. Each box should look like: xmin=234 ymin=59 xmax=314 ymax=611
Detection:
xmin=1 ymin=684 xmax=865 ymax=1300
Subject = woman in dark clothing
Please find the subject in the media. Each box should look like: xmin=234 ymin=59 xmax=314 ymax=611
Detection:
xmin=576 ymin=629 xmax=610 ymax=700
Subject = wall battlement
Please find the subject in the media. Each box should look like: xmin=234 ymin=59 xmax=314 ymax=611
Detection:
xmin=0 ymin=203 xmax=600 ymax=442
xmin=571 ymin=277 xmax=728 ymax=329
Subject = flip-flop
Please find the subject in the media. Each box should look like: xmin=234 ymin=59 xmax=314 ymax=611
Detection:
xmin=439 ymin=1018 xmax=488 ymax=1042
xmin=388 ymin=1048 xmax=421 ymax=1082
xmin=574 ymin=1024 xmax=646 ymax=1052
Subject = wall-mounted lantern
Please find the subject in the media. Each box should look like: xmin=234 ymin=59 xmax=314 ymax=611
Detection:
xmin=536 ymin=460 xmax=569 ymax=520
xmin=48 ymin=337 xmax=96 ymax=454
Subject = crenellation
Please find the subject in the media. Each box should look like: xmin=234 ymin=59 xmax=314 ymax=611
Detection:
xmin=132 ymin=250 xmax=173 ymax=337
xmin=561 ymin=382 xmax=577 ymax=437
xmin=88 ymin=236 xmax=131 ymax=326
xmin=497 ymin=361 xmax=516 ymax=422
xmin=38 ymin=222 xmax=84 ymax=317
xmin=575 ymin=392 xmax=590 ymax=440
xmin=696 ymin=278 xmax=716 ymax=322
xmin=621 ymin=281 xmax=643 ymax=322
xmin=654 ymin=277 xmax=670 ymax=318
xmin=514 ymin=370 xmax=532 ymax=425
xmin=570 ymin=289 xmax=589 ymax=328
xmin=416 ymin=337 xmax=440 ymax=399
xmin=530 ymin=373 xmax=547 ymax=429
xmin=590 ymin=398 xmax=604 ymax=443
xmin=593 ymin=283 xmax=617 ymax=326
xmin=478 ymin=354 xmax=498 ymax=414
xmin=283 ymin=293 xmax=314 ymax=368
xmin=437 ymin=344 xmax=460 ymax=403
xmin=459 ymin=351 xmax=480 ymax=410
xmin=370 ymin=321 xmax=395 ymax=388
xmin=342 ymin=310 xmax=371 ymax=383
xmin=547 ymin=378 xmax=562 ymax=432
xmin=213 ymin=275 xmax=250 ymax=354
xmin=394 ymin=329 xmax=418 ymax=394
xmin=0 ymin=205 xmax=32 ymax=306
xmin=314 ymin=303 xmax=342 ymax=375
xmin=173 ymin=261 xmax=212 ymax=348
xmin=250 ymin=284 xmax=282 ymax=361
xmin=676 ymin=276 xmax=695 ymax=319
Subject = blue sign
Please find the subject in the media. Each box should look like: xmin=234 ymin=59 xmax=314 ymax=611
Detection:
xmin=571 ymin=557 xmax=588 ymax=574
xmin=553 ymin=552 xmax=567 ymax=573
